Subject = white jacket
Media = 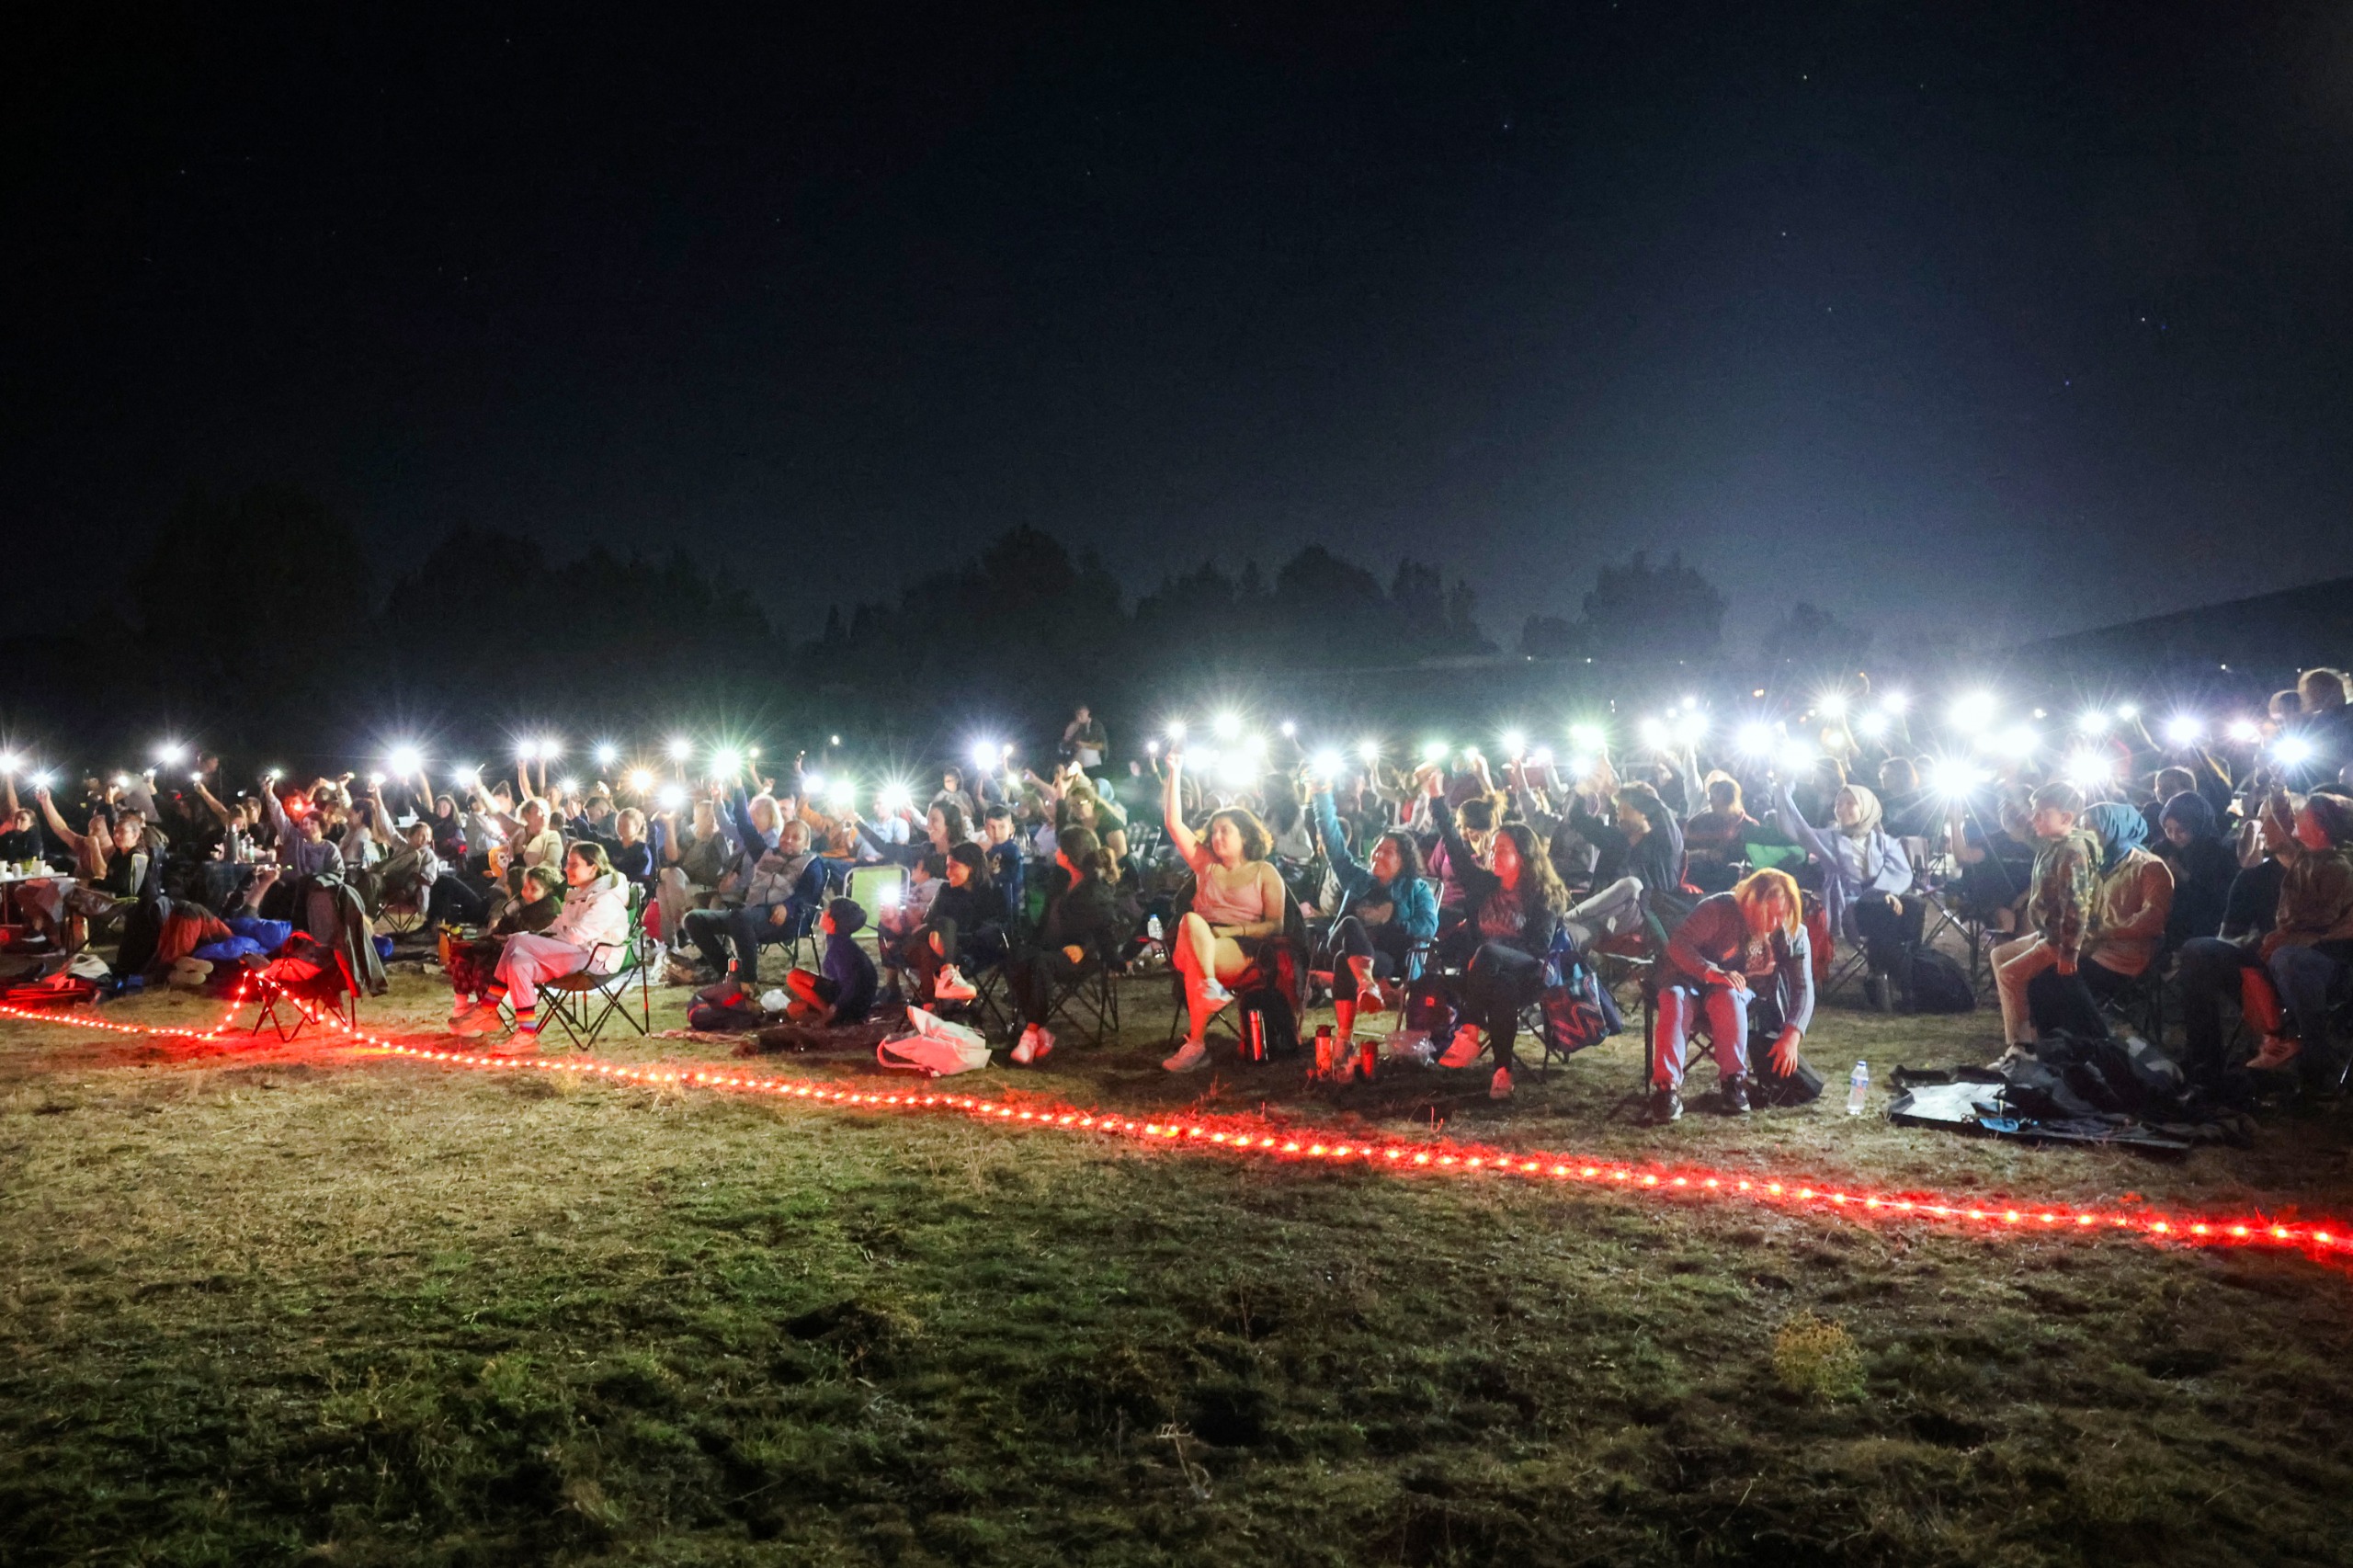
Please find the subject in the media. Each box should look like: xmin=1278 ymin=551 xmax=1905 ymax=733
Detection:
xmin=546 ymin=871 xmax=632 ymax=971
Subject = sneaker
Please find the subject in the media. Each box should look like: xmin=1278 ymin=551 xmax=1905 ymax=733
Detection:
xmin=1010 ymin=1025 xmax=1039 ymax=1065
xmin=1199 ymin=980 xmax=1236 ymax=1012
xmin=934 ymin=966 xmax=977 ymax=1003
xmin=1163 ymin=1039 xmax=1211 ymax=1073
xmin=1028 ymin=1028 xmax=1055 ymax=1064
xmin=1489 ymin=1066 xmax=1514 ymax=1100
xmin=1985 ymin=1044 xmax=2032 ymax=1073
xmin=449 ymin=1002 xmax=501 ymax=1036
xmin=1438 ymin=1025 xmax=1483 ymax=1070
xmin=1357 ymin=979 xmax=1391 ymax=1014
xmin=2246 ymin=1034 xmax=2302 ymax=1073
xmin=1720 ymin=1072 xmax=1751 ymax=1115
xmin=1647 ymin=1085 xmax=1684 ymax=1124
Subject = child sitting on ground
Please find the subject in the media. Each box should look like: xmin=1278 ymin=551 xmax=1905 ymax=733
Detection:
xmin=783 ymin=898 xmax=879 ymax=1027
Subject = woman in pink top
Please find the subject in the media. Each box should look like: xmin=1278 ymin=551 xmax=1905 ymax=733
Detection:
xmin=1161 ymin=747 xmax=1289 ymax=1072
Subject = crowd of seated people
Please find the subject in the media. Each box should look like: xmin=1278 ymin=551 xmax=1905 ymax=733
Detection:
xmin=8 ymin=664 xmax=2353 ymax=1112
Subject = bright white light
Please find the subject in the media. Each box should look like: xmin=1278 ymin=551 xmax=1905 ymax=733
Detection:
xmin=1216 ymin=748 xmax=1256 ymax=787
xmin=1279 ymin=720 xmax=1298 ymax=738
xmin=801 ymin=771 xmax=827 ymax=799
xmin=2162 ymin=716 xmax=2203 ymax=747
xmin=1499 ymin=729 xmax=1528 ymax=758
xmin=1637 ymin=717 xmax=1670 ymax=749
xmin=1816 ymin=692 xmax=1847 ymax=719
xmin=450 ymin=763 xmax=476 ymax=786
xmin=1565 ymin=754 xmax=1596 ymax=778
xmin=1735 ymin=722 xmax=1779 ymax=757
xmin=2226 ymin=719 xmax=2262 ymax=744
xmin=1778 ymin=740 xmax=1816 ymax=774
xmin=30 ymin=770 xmax=55 ymax=790
xmin=557 ymin=777 xmax=580 ymax=797
xmin=2062 ymin=750 xmax=2113 ymax=790
xmin=1679 ymin=695 xmax=1699 ymax=711
xmin=2076 ymin=710 xmax=2110 ymax=736
xmin=0 ymin=753 xmax=17 ymax=775
xmin=878 ymin=883 xmax=900 ymax=910
xmin=879 ymin=782 xmax=912 ymax=813
xmin=971 ymin=740 xmax=998 ymax=771
xmin=1992 ymin=724 xmax=2040 ymax=760
xmin=1244 ymin=733 xmax=1268 ymax=758
xmin=154 ymin=742 xmax=186 ymax=767
xmin=1569 ymin=723 xmax=1607 ymax=752
xmin=1145 ymin=740 xmax=1161 ymax=757
xmin=828 ymin=735 xmax=841 ymax=747
xmin=594 ymin=742 xmax=619 ymax=767
xmin=710 ymin=746 xmax=742 ymax=777
xmin=1421 ymin=739 xmax=1449 ymax=764
xmin=1949 ymin=691 xmax=1998 ymax=734
xmin=1358 ymin=738 xmax=1381 ymax=766
xmin=1881 ymin=691 xmax=1909 ymax=715
xmin=2274 ymin=735 xmax=2316 ymax=767
xmin=2117 ymin=702 xmax=2140 ymax=721
xmin=535 ymin=738 xmax=562 ymax=761
xmin=827 ymin=775 xmax=858 ymax=808
xmin=1212 ymin=712 xmax=1243 ymax=742
xmin=265 ymin=767 xmax=285 ymax=782
xmin=1165 ymin=720 xmax=1187 ymax=742
xmin=656 ymin=783 xmax=687 ymax=811
xmin=1313 ymin=749 xmax=1346 ymax=779
xmin=1672 ymin=710 xmax=1709 ymax=745
xmin=367 ymin=771 xmax=386 ymax=787
xmin=1857 ymin=711 xmax=1890 ymax=740
xmin=1927 ymin=756 xmax=1988 ymax=800
xmin=665 ymin=736 xmax=694 ymax=762
xmin=626 ymin=768 xmax=654 ymax=794
xmin=388 ymin=744 xmax=423 ymax=776
xmin=1528 ymin=746 xmax=1554 ymax=768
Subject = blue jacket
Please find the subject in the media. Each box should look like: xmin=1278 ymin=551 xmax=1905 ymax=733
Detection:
xmin=987 ymin=838 xmax=1027 ymax=918
xmin=1313 ymin=790 xmax=1438 ymax=940
xmin=824 ymin=931 xmax=878 ymax=1024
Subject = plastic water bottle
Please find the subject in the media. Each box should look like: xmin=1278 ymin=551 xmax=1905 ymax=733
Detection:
xmin=1146 ymin=914 xmax=1163 ymax=942
xmin=1846 ymin=1060 xmax=1870 ymax=1116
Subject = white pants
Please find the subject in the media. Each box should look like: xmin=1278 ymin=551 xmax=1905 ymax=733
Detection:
xmin=494 ymin=932 xmax=591 ymax=1011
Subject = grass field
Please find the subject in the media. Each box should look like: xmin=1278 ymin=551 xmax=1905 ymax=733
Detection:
xmin=5 ymin=957 xmax=2353 ymax=1566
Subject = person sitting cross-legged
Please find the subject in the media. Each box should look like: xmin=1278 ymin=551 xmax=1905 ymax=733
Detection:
xmin=1648 ymin=869 xmax=1815 ymax=1124
xmin=1159 ymin=746 xmax=1289 ymax=1074
xmin=782 ymin=898 xmax=880 ymax=1027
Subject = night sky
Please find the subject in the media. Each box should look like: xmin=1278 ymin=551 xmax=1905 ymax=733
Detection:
xmin=7 ymin=3 xmax=2351 ymax=648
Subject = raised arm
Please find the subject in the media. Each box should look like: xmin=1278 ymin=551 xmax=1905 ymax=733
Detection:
xmin=1163 ymin=754 xmax=1206 ymax=871
xmin=258 ymin=778 xmax=295 ymax=843
xmin=1310 ymin=788 xmax=1368 ymax=884
xmin=36 ymin=789 xmax=89 ymax=857
xmin=1769 ymin=777 xmax=1838 ymax=867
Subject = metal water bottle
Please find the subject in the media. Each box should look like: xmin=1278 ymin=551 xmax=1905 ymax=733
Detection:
xmin=1313 ymin=1024 xmax=1334 ymax=1078
xmin=1243 ymin=1008 xmax=1267 ymax=1062
xmin=1358 ymin=1035 xmax=1377 ymax=1081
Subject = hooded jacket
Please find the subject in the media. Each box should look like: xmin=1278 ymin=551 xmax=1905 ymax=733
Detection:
xmin=547 ymin=870 xmax=631 ymax=971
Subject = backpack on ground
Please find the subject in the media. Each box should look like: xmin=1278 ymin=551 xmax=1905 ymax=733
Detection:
xmin=1907 ymin=949 xmax=1975 ymax=1013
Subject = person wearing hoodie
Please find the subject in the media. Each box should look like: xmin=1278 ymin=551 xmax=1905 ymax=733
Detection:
xmin=1991 ymin=783 xmax=2103 ymax=1054
xmin=2156 ymin=791 xmax=2237 ymax=950
xmin=2021 ymin=801 xmax=2174 ymax=1042
xmin=1310 ymin=781 xmax=1438 ymax=1051
xmin=1772 ymin=776 xmax=1916 ymax=1010
xmin=458 ymin=841 xmax=631 ymax=1039
xmin=784 ymin=897 xmax=879 ymax=1026
xmin=2177 ymin=790 xmax=2353 ymax=1084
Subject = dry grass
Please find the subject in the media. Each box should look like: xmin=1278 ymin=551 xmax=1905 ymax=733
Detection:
xmin=3 ymin=958 xmax=2353 ymax=1565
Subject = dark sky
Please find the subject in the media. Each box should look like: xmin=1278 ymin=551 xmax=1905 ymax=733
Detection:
xmin=8 ymin=3 xmax=2351 ymax=648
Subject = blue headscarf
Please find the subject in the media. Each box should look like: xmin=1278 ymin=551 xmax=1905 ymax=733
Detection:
xmin=2083 ymin=801 xmax=2148 ymax=872
xmin=2158 ymin=790 xmax=2218 ymax=844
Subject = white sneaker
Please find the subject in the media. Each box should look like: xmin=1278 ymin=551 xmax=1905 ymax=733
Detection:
xmin=1490 ymin=1066 xmax=1515 ymax=1100
xmin=1028 ymin=1027 xmax=1055 ymax=1064
xmin=1199 ymin=980 xmax=1236 ymax=1011
xmin=933 ymin=966 xmax=977 ymax=1003
xmin=1163 ymin=1040 xmax=1211 ymax=1073
xmin=1010 ymin=1025 xmax=1039 ymax=1065
xmin=1438 ymin=1025 xmax=1484 ymax=1069
xmin=1358 ymin=979 xmax=1391 ymax=1014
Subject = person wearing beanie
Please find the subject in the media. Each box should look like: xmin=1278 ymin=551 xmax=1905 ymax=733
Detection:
xmin=783 ymin=897 xmax=878 ymax=1026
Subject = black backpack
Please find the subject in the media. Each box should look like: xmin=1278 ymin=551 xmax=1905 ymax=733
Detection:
xmin=1238 ymin=986 xmax=1300 ymax=1057
xmin=1908 ymin=949 xmax=1976 ymax=1014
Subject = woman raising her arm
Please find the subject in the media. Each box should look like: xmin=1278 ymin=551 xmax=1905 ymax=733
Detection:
xmin=1161 ymin=745 xmax=1289 ymax=1073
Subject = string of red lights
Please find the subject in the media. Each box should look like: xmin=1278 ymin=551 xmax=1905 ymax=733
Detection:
xmin=4 ymin=978 xmax=2344 ymax=1265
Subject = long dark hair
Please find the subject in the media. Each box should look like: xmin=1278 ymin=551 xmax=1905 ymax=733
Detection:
xmin=1493 ymin=822 xmax=1567 ymax=918
xmin=1057 ymin=825 xmax=1117 ymax=885
xmin=1375 ymin=829 xmax=1426 ymax=886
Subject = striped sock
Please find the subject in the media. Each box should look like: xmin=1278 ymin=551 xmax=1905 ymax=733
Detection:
xmin=513 ymin=1007 xmax=539 ymax=1034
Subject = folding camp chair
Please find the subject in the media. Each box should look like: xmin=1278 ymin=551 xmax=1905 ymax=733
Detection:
xmin=1162 ymin=880 xmax=1309 ymax=1046
xmin=248 ymin=951 xmax=360 ymax=1042
xmin=537 ymin=887 xmax=655 ymax=1049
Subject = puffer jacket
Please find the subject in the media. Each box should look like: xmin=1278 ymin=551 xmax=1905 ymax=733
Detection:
xmin=546 ymin=871 xmax=632 ymax=971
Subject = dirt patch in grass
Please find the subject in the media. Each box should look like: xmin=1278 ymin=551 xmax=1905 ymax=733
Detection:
xmin=2 ymin=963 xmax=2352 ymax=1563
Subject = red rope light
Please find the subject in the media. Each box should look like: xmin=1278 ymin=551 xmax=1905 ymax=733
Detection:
xmin=6 ymin=977 xmax=2345 ymax=1266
